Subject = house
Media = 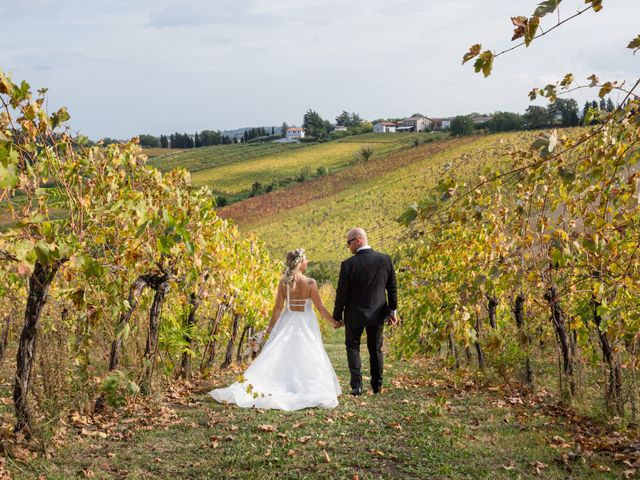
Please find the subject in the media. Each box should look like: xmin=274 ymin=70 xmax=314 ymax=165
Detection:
xmin=286 ymin=127 xmax=305 ymax=141
xmin=396 ymin=114 xmax=432 ymax=132
xmin=333 ymin=125 xmax=348 ymax=132
xmin=373 ymin=122 xmax=397 ymax=133
xmin=431 ymin=118 xmax=452 ymax=130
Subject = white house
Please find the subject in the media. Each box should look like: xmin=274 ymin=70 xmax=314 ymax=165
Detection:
xmin=333 ymin=125 xmax=348 ymax=132
xmin=440 ymin=118 xmax=452 ymax=129
xmin=396 ymin=114 xmax=432 ymax=132
xmin=286 ymin=127 xmax=305 ymax=140
xmin=373 ymin=122 xmax=397 ymax=133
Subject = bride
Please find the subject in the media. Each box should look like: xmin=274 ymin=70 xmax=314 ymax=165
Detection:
xmin=209 ymin=248 xmax=342 ymax=410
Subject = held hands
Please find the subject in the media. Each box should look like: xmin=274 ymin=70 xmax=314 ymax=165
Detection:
xmin=332 ymin=319 xmax=344 ymax=329
xmin=387 ymin=313 xmax=400 ymax=326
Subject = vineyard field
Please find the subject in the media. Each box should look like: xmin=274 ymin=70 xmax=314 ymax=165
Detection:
xmin=224 ymin=133 xmax=525 ymax=276
xmin=336 ymin=131 xmax=448 ymax=144
xmin=149 ymin=142 xmax=309 ymax=173
xmin=188 ymin=139 xmax=410 ymax=198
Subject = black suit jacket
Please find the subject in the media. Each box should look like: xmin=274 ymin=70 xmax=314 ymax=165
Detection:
xmin=333 ymin=249 xmax=398 ymax=327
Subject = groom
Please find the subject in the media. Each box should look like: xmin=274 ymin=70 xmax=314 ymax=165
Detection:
xmin=333 ymin=228 xmax=398 ymax=395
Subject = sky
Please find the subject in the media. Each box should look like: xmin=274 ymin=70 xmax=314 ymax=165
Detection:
xmin=1 ymin=0 xmax=638 ymax=140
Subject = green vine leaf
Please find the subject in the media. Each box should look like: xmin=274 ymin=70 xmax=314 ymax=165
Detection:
xmin=473 ymin=50 xmax=494 ymax=77
xmin=627 ymin=34 xmax=640 ymax=54
xmin=534 ymin=0 xmax=562 ymax=18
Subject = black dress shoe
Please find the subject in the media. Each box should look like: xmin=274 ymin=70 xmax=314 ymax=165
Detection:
xmin=372 ymin=387 xmax=382 ymax=394
xmin=350 ymin=387 xmax=362 ymax=396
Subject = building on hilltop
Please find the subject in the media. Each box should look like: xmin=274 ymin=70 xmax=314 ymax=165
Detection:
xmin=373 ymin=122 xmax=397 ymax=133
xmin=396 ymin=114 xmax=432 ymax=132
xmin=286 ymin=127 xmax=305 ymax=141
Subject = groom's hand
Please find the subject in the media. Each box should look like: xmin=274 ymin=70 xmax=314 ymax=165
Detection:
xmin=387 ymin=313 xmax=399 ymax=326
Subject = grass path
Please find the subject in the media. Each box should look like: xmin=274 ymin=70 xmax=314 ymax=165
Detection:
xmin=7 ymin=329 xmax=628 ymax=479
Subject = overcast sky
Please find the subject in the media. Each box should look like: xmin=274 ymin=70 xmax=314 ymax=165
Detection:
xmin=2 ymin=0 xmax=638 ymax=139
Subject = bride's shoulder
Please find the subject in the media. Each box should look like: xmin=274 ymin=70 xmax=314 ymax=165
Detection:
xmin=298 ymin=275 xmax=317 ymax=287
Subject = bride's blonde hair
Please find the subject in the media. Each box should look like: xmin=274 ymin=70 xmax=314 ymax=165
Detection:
xmin=283 ymin=248 xmax=306 ymax=290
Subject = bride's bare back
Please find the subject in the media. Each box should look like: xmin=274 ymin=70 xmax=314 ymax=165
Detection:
xmin=266 ymin=274 xmax=338 ymax=332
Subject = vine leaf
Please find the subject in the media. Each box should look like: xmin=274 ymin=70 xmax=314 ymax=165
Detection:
xmin=462 ymin=44 xmax=481 ymax=65
xmin=473 ymin=51 xmax=494 ymax=77
xmin=511 ymin=16 xmax=540 ymax=46
xmin=628 ymin=35 xmax=640 ymax=54
xmin=534 ymin=0 xmax=562 ymax=18
xmin=585 ymin=0 xmax=603 ymax=12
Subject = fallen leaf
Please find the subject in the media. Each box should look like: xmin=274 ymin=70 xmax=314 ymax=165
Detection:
xmin=323 ymin=450 xmax=331 ymax=463
xmin=287 ymin=449 xmax=296 ymax=457
xmin=590 ymin=464 xmax=611 ymax=472
xmin=257 ymin=424 xmax=277 ymax=433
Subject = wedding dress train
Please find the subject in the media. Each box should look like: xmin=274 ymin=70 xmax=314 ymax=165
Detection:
xmin=209 ymin=292 xmax=341 ymax=411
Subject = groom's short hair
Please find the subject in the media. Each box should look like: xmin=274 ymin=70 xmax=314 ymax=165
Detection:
xmin=348 ymin=227 xmax=368 ymax=242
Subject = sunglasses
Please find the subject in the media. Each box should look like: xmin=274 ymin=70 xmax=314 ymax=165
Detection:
xmin=346 ymin=237 xmax=358 ymax=245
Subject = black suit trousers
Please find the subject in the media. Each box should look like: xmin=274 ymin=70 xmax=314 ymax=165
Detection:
xmin=345 ymin=322 xmax=384 ymax=390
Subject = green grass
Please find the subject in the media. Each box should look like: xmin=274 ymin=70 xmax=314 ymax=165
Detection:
xmin=6 ymin=328 xmax=626 ymax=479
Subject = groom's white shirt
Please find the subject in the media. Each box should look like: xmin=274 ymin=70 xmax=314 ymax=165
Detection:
xmin=355 ymin=245 xmax=396 ymax=317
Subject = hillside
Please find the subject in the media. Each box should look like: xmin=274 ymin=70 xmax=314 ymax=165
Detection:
xmin=147 ymin=133 xmax=445 ymax=201
xmin=220 ymin=133 xmax=526 ymax=276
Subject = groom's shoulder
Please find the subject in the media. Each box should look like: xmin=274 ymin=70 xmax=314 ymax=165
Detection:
xmin=341 ymin=256 xmax=356 ymax=267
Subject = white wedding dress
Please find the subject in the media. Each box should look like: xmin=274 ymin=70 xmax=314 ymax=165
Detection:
xmin=209 ymin=288 xmax=342 ymax=410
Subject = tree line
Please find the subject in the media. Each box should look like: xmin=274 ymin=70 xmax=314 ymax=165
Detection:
xmin=449 ymin=96 xmax=620 ymax=136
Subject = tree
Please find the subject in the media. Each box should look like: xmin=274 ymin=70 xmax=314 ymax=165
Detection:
xmin=281 ymin=122 xmax=288 ymax=138
xmin=349 ymin=112 xmax=363 ymax=127
xmin=606 ymin=98 xmax=615 ymax=112
xmin=450 ymin=116 xmax=475 ymax=136
xmin=335 ymin=111 xmax=349 ymax=126
xmin=548 ymin=98 xmax=579 ymax=127
xmin=524 ymin=105 xmax=550 ymax=129
xmin=199 ymin=130 xmax=222 ymax=146
xmin=159 ymin=135 xmax=169 ymax=148
xmin=599 ymin=98 xmax=607 ymax=111
xmin=138 ymin=134 xmax=159 ymax=148
xmin=487 ymin=111 xmax=525 ymax=132
xmin=302 ymin=109 xmax=329 ymax=140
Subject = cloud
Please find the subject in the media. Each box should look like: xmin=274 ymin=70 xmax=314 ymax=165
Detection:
xmin=147 ymin=0 xmax=262 ymax=28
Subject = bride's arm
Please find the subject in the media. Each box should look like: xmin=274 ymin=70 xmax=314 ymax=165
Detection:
xmin=310 ymin=280 xmax=339 ymax=327
xmin=266 ymin=281 xmax=285 ymax=335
